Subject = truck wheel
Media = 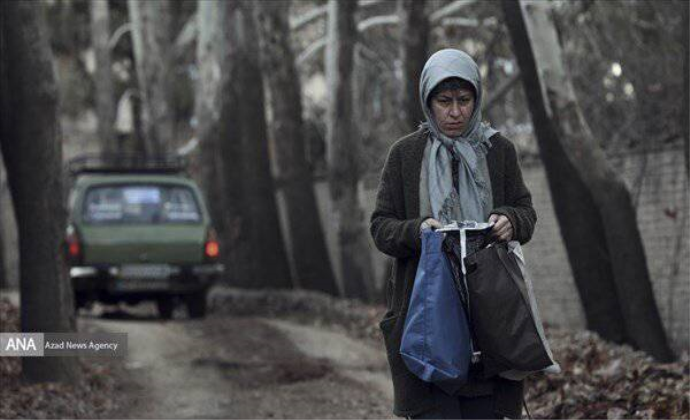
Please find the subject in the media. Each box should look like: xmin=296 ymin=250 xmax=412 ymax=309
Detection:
xmin=185 ymin=291 xmax=207 ymax=319
xmin=74 ymin=293 xmax=86 ymax=312
xmin=156 ymin=297 xmax=174 ymax=320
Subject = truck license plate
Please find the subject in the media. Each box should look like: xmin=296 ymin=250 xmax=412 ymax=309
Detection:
xmin=114 ymin=279 xmax=169 ymax=291
xmin=120 ymin=264 xmax=172 ymax=279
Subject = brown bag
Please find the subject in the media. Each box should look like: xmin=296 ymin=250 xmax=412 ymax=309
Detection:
xmin=463 ymin=242 xmax=552 ymax=377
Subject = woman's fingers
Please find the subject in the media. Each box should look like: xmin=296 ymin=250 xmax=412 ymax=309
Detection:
xmin=491 ymin=218 xmax=508 ymax=235
xmin=428 ymin=218 xmax=443 ymax=229
xmin=493 ymin=227 xmax=510 ymax=241
xmin=489 ymin=214 xmax=513 ymax=242
xmin=497 ymin=227 xmax=513 ymax=241
xmin=494 ymin=224 xmax=509 ymax=236
xmin=493 ymin=218 xmax=508 ymax=231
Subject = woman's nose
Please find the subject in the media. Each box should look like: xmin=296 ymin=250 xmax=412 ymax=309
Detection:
xmin=449 ymin=102 xmax=462 ymax=117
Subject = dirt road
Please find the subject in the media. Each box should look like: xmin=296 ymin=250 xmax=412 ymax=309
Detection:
xmin=79 ymin=304 xmax=394 ymax=419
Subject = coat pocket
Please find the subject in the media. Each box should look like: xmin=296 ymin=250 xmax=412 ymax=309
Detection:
xmin=379 ymin=313 xmax=401 ymax=371
xmin=378 ymin=313 xmax=435 ymax=415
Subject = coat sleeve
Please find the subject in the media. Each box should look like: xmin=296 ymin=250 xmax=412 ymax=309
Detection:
xmin=370 ymin=144 xmax=428 ymax=258
xmin=490 ymin=141 xmax=537 ymax=244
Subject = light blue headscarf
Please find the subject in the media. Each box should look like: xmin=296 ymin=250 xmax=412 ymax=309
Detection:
xmin=419 ymin=49 xmax=498 ymax=224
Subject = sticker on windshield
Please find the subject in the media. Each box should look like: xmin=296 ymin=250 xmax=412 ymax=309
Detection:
xmin=123 ymin=187 xmax=161 ymax=204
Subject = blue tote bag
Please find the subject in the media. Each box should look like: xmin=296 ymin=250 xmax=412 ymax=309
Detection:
xmin=400 ymin=229 xmax=472 ymax=394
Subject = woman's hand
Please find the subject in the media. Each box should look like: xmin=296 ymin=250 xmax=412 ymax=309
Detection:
xmin=488 ymin=214 xmax=513 ymax=243
xmin=420 ymin=217 xmax=443 ymax=232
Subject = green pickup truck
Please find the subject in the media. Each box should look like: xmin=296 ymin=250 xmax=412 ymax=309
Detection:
xmin=66 ymin=156 xmax=223 ymax=319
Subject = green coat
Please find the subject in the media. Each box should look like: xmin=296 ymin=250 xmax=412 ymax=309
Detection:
xmin=370 ymin=128 xmax=537 ymax=417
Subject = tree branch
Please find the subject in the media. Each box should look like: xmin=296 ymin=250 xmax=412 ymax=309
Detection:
xmin=441 ymin=16 xmax=498 ymax=28
xmin=356 ymin=14 xmax=399 ymax=32
xmin=428 ymin=0 xmax=477 ymax=23
xmin=174 ymin=12 xmax=198 ymax=53
xmin=290 ymin=5 xmax=328 ymax=30
xmin=108 ymin=23 xmax=132 ymax=51
xmin=484 ymin=72 xmax=520 ymax=111
xmin=296 ymin=38 xmax=328 ymax=66
xmin=290 ymin=0 xmax=389 ymax=31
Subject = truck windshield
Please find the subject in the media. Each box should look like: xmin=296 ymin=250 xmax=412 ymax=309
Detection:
xmin=83 ymin=185 xmax=201 ymax=224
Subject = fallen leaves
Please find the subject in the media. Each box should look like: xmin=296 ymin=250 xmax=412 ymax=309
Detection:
xmin=524 ymin=329 xmax=689 ymax=419
xmin=0 ymin=298 xmax=120 ymax=419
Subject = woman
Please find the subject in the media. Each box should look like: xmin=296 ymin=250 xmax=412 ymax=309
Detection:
xmin=370 ymin=49 xmax=536 ymax=419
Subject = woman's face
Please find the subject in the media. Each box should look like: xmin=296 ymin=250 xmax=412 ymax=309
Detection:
xmin=430 ymin=87 xmax=475 ymax=137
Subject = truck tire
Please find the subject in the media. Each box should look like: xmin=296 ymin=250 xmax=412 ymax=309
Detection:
xmin=74 ymin=293 xmax=86 ymax=312
xmin=185 ymin=291 xmax=207 ymax=319
xmin=156 ymin=297 xmax=174 ymax=320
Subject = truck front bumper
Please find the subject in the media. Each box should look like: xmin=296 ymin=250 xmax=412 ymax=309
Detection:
xmin=71 ymin=263 xmax=225 ymax=295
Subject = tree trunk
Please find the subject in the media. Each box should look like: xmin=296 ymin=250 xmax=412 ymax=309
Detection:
xmin=0 ymin=155 xmax=5 ymax=290
xmin=127 ymin=0 xmax=174 ymax=158
xmin=683 ymin=3 xmax=690 ymax=183
xmin=504 ymin=2 xmax=627 ymax=346
xmin=195 ymin=0 xmax=232 ymax=244
xmin=0 ymin=157 xmax=13 ymax=290
xmin=0 ymin=213 xmax=5 ymax=289
xmin=253 ymin=0 xmax=339 ymax=295
xmin=0 ymin=0 xmax=79 ymax=382
xmin=398 ymin=0 xmax=428 ymax=131
xmin=90 ymin=0 xmax=117 ymax=155
xmin=198 ymin=2 xmax=250 ymax=288
xmin=326 ymin=0 xmax=375 ymax=300
xmin=224 ymin=1 xmax=292 ymax=289
xmin=130 ymin=89 xmax=147 ymax=155
xmin=502 ymin=0 xmax=674 ymax=362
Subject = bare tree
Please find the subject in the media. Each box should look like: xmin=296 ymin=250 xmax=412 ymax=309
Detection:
xmin=0 ymin=218 xmax=5 ymax=289
xmin=502 ymin=0 xmax=674 ymax=362
xmin=253 ymin=0 xmax=339 ymax=295
xmin=501 ymin=3 xmax=628 ymax=346
xmin=90 ymin=0 xmax=117 ymax=155
xmin=0 ymin=0 xmax=79 ymax=382
xmin=195 ymin=0 xmax=234 ymax=243
xmin=195 ymin=1 xmax=291 ymax=289
xmin=127 ymin=0 xmax=174 ymax=157
xmin=326 ymin=0 xmax=375 ymax=300
xmin=225 ymin=1 xmax=292 ymax=289
xmin=398 ymin=0 xmax=428 ymax=131
xmin=0 ymin=155 xmax=11 ymax=290
xmin=684 ymin=0 xmax=689 ymax=177
xmin=0 ymin=158 xmax=5 ymax=290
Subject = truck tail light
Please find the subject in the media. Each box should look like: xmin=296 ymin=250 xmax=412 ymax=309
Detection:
xmin=65 ymin=224 xmax=82 ymax=265
xmin=204 ymin=228 xmax=220 ymax=261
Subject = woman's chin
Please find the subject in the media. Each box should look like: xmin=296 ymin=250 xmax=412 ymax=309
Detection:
xmin=441 ymin=128 xmax=464 ymax=137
